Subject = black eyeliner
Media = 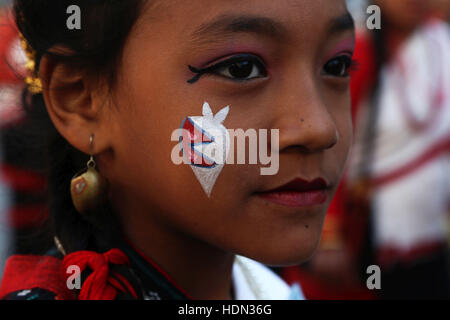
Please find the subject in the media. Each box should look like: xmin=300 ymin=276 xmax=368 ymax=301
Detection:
xmin=187 ymin=66 xmax=203 ymax=84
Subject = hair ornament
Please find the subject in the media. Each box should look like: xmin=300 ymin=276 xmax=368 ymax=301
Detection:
xmin=19 ymin=33 xmax=43 ymax=94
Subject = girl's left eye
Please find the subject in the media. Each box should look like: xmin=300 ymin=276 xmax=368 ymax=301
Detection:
xmin=188 ymin=54 xmax=268 ymax=83
xmin=215 ymin=58 xmax=267 ymax=80
xmin=322 ymin=55 xmax=354 ymax=77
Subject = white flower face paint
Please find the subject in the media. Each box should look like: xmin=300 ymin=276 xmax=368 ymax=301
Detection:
xmin=179 ymin=102 xmax=230 ymax=197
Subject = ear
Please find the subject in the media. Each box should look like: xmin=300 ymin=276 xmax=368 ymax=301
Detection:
xmin=214 ymin=106 xmax=229 ymax=124
xmin=39 ymin=54 xmax=113 ymax=155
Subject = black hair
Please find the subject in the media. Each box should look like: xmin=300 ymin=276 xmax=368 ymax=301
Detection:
xmin=6 ymin=0 xmax=147 ymax=256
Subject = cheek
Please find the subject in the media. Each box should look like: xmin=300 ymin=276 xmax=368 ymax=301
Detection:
xmin=116 ymin=107 xmax=201 ymax=203
xmin=110 ymin=85 xmax=249 ymax=237
xmin=110 ymin=50 xmax=258 ymax=244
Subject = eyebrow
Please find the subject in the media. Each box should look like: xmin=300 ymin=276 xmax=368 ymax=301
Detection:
xmin=329 ymin=12 xmax=355 ymax=34
xmin=190 ymin=14 xmax=287 ymax=45
xmin=190 ymin=12 xmax=355 ymax=45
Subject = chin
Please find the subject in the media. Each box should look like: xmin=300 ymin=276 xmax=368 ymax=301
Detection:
xmin=241 ymin=230 xmax=322 ymax=267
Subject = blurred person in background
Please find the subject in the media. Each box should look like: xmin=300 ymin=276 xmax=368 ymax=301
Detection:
xmin=0 ymin=2 xmax=17 ymax=278
xmin=0 ymin=4 xmax=50 ymax=279
xmin=283 ymin=0 xmax=450 ymax=299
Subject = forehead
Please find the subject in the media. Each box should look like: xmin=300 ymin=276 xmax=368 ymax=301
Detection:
xmin=137 ymin=0 xmax=351 ymax=46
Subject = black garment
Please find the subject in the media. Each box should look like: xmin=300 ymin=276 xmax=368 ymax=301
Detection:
xmin=378 ymin=249 xmax=450 ymax=300
xmin=118 ymin=239 xmax=191 ymax=300
xmin=3 ymin=288 xmax=56 ymax=300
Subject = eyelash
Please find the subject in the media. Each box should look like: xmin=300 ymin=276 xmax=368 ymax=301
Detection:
xmin=187 ymin=53 xmax=358 ymax=84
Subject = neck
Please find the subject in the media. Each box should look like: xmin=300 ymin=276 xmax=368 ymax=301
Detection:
xmin=120 ymin=206 xmax=235 ymax=300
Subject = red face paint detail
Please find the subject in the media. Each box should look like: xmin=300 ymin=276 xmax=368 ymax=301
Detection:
xmin=181 ymin=118 xmax=215 ymax=167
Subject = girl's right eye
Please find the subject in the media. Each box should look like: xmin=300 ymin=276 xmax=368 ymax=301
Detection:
xmin=322 ymin=54 xmax=355 ymax=78
xmin=188 ymin=54 xmax=268 ymax=83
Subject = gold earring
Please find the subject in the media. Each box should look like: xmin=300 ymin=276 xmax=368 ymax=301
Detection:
xmin=70 ymin=134 xmax=108 ymax=214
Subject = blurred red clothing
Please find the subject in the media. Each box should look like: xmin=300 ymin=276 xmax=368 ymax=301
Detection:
xmin=0 ymin=9 xmax=48 ymax=231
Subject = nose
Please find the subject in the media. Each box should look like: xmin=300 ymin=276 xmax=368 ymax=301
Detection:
xmin=273 ymin=75 xmax=338 ymax=153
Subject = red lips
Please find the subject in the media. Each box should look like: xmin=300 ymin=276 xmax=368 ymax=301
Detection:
xmin=268 ymin=178 xmax=328 ymax=193
xmin=258 ymin=178 xmax=329 ymax=207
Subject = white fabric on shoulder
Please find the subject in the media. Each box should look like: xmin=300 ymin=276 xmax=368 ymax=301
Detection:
xmin=232 ymin=255 xmax=305 ymax=300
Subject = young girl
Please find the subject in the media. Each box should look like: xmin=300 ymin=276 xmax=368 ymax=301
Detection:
xmin=0 ymin=0 xmax=355 ymax=300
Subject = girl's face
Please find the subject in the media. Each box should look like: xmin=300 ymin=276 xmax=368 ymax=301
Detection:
xmin=101 ymin=0 xmax=354 ymax=265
